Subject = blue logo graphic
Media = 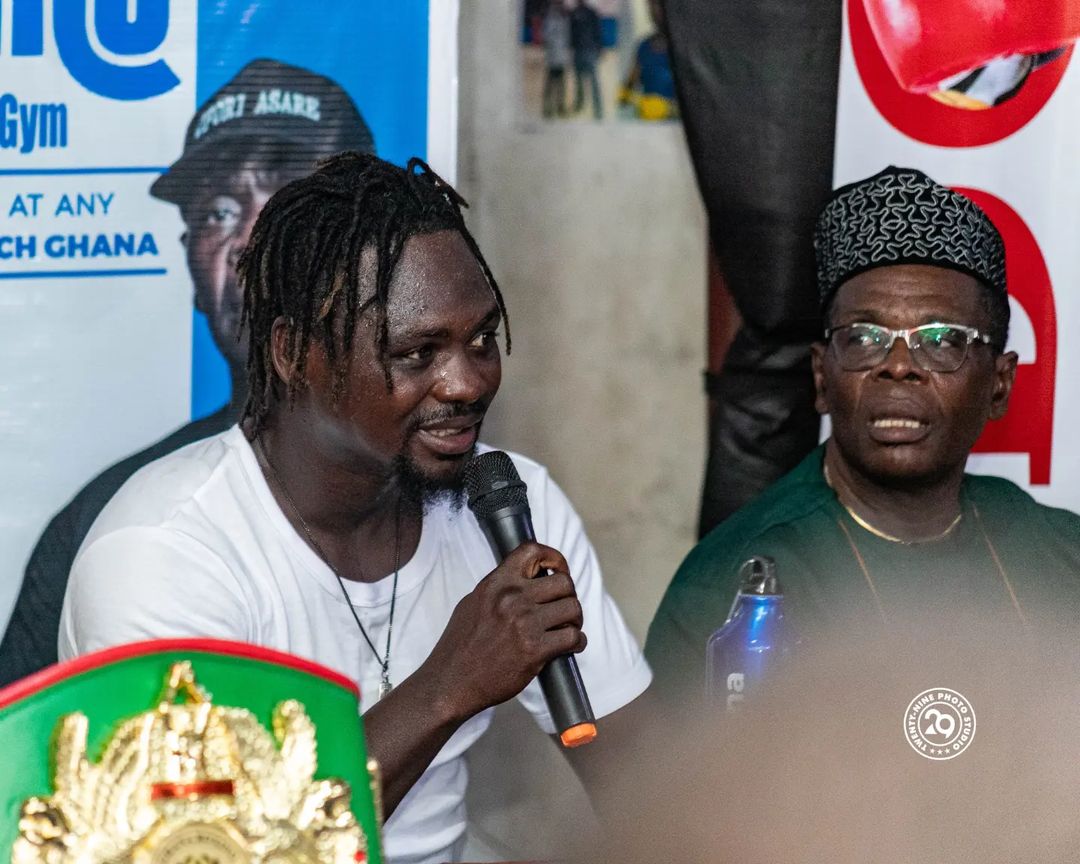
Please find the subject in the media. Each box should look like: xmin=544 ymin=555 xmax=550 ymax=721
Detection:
xmin=5 ymin=0 xmax=179 ymax=100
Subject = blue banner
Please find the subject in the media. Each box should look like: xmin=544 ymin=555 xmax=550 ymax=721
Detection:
xmin=191 ymin=1 xmax=430 ymax=415
xmin=0 ymin=0 xmax=443 ymax=629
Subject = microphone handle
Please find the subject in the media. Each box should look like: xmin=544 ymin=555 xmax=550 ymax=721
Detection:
xmin=479 ymin=506 xmax=596 ymax=740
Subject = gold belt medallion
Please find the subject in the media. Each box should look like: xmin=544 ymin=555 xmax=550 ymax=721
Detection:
xmin=13 ymin=661 xmax=372 ymax=864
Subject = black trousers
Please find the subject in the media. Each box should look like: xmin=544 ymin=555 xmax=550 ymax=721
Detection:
xmin=661 ymin=0 xmax=844 ymax=535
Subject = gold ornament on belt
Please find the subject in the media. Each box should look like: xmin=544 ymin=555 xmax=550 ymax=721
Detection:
xmin=12 ymin=661 xmax=374 ymax=864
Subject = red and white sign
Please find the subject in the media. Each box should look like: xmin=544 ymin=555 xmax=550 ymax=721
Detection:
xmin=835 ymin=0 xmax=1080 ymax=509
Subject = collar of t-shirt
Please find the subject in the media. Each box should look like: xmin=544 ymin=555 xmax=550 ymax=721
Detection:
xmin=227 ymin=424 xmax=444 ymax=608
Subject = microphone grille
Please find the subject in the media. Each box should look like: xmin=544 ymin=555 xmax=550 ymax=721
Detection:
xmin=465 ymin=451 xmax=529 ymax=517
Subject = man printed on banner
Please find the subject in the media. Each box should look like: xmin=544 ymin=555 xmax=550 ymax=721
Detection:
xmin=860 ymin=0 xmax=1080 ymax=107
xmin=0 ymin=59 xmax=375 ymax=685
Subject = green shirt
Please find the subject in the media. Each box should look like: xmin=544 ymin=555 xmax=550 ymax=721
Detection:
xmin=645 ymin=446 xmax=1080 ymax=703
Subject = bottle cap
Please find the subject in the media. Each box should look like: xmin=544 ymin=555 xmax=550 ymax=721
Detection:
xmin=739 ymin=556 xmax=783 ymax=595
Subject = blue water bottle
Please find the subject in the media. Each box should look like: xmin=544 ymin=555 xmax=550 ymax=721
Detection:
xmin=706 ymin=556 xmax=789 ymax=711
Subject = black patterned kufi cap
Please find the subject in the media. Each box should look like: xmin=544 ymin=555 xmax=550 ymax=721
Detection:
xmin=814 ymin=166 xmax=1006 ymax=307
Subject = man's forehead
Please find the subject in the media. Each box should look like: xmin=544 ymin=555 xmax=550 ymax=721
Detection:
xmin=395 ymin=229 xmax=484 ymax=276
xmin=832 ymin=265 xmax=986 ymax=321
xmin=384 ymin=293 xmax=500 ymax=339
xmin=215 ymin=164 xmax=290 ymax=197
xmin=188 ymin=158 xmax=301 ymax=205
xmin=376 ymin=231 xmax=494 ymax=313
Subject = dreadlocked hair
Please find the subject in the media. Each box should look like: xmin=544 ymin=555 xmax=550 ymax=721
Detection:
xmin=237 ymin=151 xmax=509 ymax=435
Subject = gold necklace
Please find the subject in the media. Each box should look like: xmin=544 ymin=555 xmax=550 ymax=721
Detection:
xmin=833 ymin=496 xmax=1028 ymax=630
xmin=842 ymin=501 xmax=963 ymax=544
xmin=823 ymin=462 xmax=962 ymax=544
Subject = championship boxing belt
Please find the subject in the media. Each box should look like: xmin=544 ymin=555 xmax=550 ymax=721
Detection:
xmin=860 ymin=0 xmax=1080 ymax=92
xmin=0 ymin=639 xmax=383 ymax=864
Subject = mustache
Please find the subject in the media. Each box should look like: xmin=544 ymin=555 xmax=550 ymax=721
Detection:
xmin=406 ymin=399 xmax=490 ymax=436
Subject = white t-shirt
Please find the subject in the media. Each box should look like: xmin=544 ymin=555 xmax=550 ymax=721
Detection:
xmin=59 ymin=425 xmax=651 ymax=864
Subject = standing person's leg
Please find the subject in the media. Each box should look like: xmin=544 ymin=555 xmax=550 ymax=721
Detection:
xmin=589 ymin=64 xmax=602 ymax=118
xmin=659 ymin=0 xmax=841 ymax=533
xmin=543 ymin=67 xmax=563 ymax=117
xmin=554 ymin=67 xmax=567 ymax=115
xmin=543 ymin=68 xmax=555 ymax=116
xmin=574 ymin=63 xmax=585 ymax=112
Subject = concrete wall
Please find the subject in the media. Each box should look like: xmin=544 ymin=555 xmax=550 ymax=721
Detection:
xmin=456 ymin=2 xmax=707 ymax=858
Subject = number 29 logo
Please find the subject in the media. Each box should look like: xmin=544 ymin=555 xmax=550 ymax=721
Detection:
xmin=904 ymin=688 xmax=977 ymax=761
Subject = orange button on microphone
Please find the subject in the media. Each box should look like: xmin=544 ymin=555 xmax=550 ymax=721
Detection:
xmin=559 ymin=722 xmax=597 ymax=748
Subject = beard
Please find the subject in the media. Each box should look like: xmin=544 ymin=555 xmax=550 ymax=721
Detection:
xmin=392 ymin=447 xmax=474 ymax=514
xmin=394 ymin=401 xmax=488 ymax=512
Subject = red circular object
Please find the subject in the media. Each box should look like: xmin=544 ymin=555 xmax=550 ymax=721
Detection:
xmin=849 ymin=0 xmax=1072 ymax=147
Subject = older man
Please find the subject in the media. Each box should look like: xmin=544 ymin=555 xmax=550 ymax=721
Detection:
xmin=646 ymin=166 xmax=1080 ymax=698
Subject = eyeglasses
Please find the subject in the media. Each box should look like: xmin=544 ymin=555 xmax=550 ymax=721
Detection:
xmin=824 ymin=322 xmax=992 ymax=373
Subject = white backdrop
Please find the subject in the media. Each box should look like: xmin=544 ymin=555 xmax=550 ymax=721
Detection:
xmin=0 ymin=0 xmax=196 ymax=626
xmin=834 ymin=0 xmax=1079 ymax=510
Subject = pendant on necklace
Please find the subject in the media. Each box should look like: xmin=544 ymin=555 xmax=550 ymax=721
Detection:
xmin=379 ymin=671 xmax=393 ymax=700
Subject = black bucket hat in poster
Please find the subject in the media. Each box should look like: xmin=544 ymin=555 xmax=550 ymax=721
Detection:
xmin=151 ymin=58 xmax=375 ymax=206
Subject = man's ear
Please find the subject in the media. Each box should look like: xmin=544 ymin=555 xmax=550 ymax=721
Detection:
xmin=988 ymin=350 xmax=1019 ymax=420
xmin=270 ymin=317 xmax=298 ymax=389
xmin=811 ymin=341 xmax=830 ymax=416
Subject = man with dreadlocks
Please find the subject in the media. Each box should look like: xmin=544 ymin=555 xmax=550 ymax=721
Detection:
xmin=59 ymin=152 xmax=652 ymax=864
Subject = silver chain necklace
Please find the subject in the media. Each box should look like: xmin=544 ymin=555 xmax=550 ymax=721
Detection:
xmin=254 ymin=436 xmax=401 ymax=699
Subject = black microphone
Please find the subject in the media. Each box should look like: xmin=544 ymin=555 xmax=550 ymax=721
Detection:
xmin=464 ymin=451 xmax=597 ymax=748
